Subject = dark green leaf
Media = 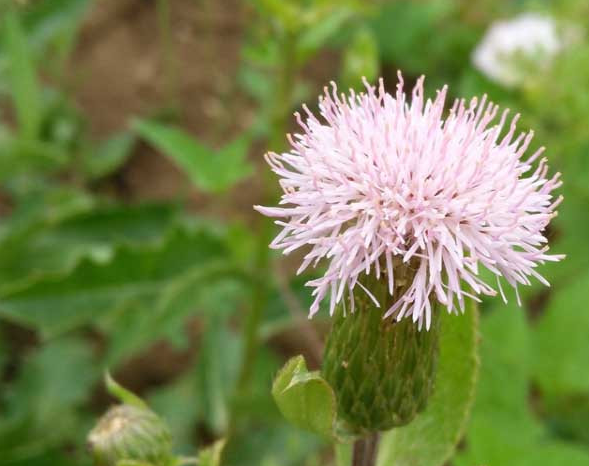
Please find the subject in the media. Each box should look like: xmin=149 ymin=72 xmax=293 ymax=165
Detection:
xmin=0 ymin=227 xmax=231 ymax=337
xmin=455 ymin=304 xmax=589 ymax=466
xmin=0 ymin=203 xmax=181 ymax=295
xmin=0 ymin=337 xmax=97 ymax=463
xmin=195 ymin=316 xmax=242 ymax=434
xmin=531 ymin=271 xmax=589 ymax=396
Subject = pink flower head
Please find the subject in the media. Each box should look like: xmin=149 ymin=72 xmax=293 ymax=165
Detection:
xmin=255 ymin=73 xmax=563 ymax=330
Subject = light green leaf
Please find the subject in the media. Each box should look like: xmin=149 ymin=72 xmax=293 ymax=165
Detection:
xmin=197 ymin=439 xmax=226 ymax=466
xmin=0 ymin=137 xmax=69 ymax=179
xmin=296 ymin=8 xmax=354 ymax=63
xmin=335 ymin=443 xmax=352 ymax=466
xmin=2 ymin=10 xmax=42 ymax=140
xmin=531 ymin=270 xmax=589 ymax=396
xmin=133 ymin=119 xmax=253 ymax=193
xmin=105 ymin=373 xmax=148 ymax=409
xmin=376 ymin=300 xmax=479 ymax=466
xmin=272 ymin=355 xmax=337 ymax=439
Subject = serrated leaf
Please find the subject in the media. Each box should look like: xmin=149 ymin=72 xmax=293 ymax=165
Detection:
xmin=0 ymin=227 xmax=231 ymax=337
xmin=133 ymin=119 xmax=253 ymax=193
xmin=376 ymin=300 xmax=479 ymax=466
xmin=272 ymin=355 xmax=337 ymax=439
xmin=0 ymin=202 xmax=181 ymax=294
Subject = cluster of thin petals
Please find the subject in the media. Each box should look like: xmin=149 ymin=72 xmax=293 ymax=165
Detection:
xmin=255 ymin=73 xmax=563 ymax=329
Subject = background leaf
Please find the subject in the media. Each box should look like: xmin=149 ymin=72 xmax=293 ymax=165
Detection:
xmin=2 ymin=10 xmax=42 ymax=140
xmin=133 ymin=120 xmax=253 ymax=194
xmin=454 ymin=304 xmax=589 ymax=466
xmin=0 ymin=226 xmax=232 ymax=337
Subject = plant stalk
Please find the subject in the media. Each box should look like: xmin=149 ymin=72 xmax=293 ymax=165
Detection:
xmin=230 ymin=30 xmax=299 ymax=435
xmin=352 ymin=433 xmax=380 ymax=466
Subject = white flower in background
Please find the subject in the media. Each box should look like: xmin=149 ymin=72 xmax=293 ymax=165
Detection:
xmin=472 ymin=13 xmax=574 ymax=88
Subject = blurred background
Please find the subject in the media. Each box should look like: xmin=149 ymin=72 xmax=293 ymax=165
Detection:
xmin=0 ymin=0 xmax=588 ymax=465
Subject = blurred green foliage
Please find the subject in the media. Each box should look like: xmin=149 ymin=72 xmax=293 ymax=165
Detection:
xmin=0 ymin=0 xmax=588 ymax=465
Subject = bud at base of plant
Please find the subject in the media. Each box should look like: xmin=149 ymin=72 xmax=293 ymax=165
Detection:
xmin=88 ymin=404 xmax=173 ymax=466
xmin=322 ymin=269 xmax=441 ymax=434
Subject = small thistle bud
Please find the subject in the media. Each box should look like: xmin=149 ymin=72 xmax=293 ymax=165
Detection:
xmin=322 ymin=268 xmax=440 ymax=433
xmin=88 ymin=404 xmax=173 ymax=466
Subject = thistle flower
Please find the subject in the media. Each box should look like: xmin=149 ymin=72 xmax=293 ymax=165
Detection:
xmin=472 ymin=13 xmax=575 ymax=87
xmin=255 ymin=73 xmax=563 ymax=330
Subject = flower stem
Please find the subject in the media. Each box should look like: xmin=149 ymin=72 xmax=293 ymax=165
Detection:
xmin=352 ymin=433 xmax=380 ymax=466
xmin=230 ymin=29 xmax=299 ymax=432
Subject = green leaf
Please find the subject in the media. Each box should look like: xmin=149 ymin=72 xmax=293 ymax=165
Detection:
xmin=340 ymin=26 xmax=379 ymax=90
xmin=531 ymin=270 xmax=589 ymax=396
xmin=296 ymin=8 xmax=354 ymax=63
xmin=197 ymin=439 xmax=226 ymax=466
xmin=195 ymin=315 xmax=242 ymax=434
xmin=83 ymin=132 xmax=135 ymax=179
xmin=0 ymin=202 xmax=181 ymax=294
xmin=376 ymin=300 xmax=479 ymax=466
xmin=272 ymin=355 xmax=337 ymax=439
xmin=0 ymin=227 xmax=232 ymax=337
xmin=133 ymin=119 xmax=253 ymax=193
xmin=20 ymin=0 xmax=91 ymax=50
xmin=105 ymin=373 xmax=148 ymax=409
xmin=223 ymin=422 xmax=323 ymax=466
xmin=2 ymin=10 xmax=42 ymax=139
xmin=102 ymin=272 xmax=245 ymax=365
xmin=0 ymin=337 xmax=97 ymax=463
xmin=455 ymin=304 xmax=589 ymax=466
xmin=0 ymin=137 xmax=69 ymax=179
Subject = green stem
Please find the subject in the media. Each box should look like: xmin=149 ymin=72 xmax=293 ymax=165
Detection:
xmin=231 ymin=30 xmax=299 ymax=431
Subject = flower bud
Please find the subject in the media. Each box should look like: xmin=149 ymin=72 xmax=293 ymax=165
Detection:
xmin=322 ymin=268 xmax=441 ymax=434
xmin=88 ymin=404 xmax=173 ymax=466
